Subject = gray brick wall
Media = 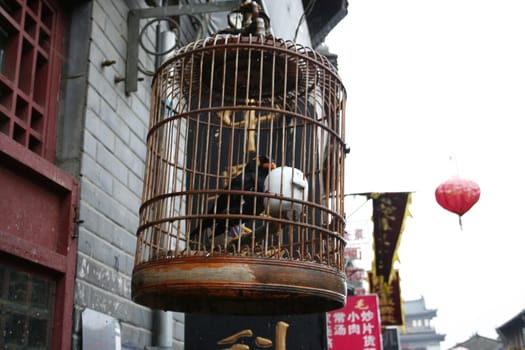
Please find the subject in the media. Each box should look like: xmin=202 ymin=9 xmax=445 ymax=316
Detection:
xmin=73 ymin=0 xmax=183 ymax=348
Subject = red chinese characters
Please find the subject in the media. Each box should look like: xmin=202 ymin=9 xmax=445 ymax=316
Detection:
xmin=327 ymin=295 xmax=383 ymax=350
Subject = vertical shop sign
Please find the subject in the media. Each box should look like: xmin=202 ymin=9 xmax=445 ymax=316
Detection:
xmin=368 ymin=270 xmax=404 ymax=326
xmin=327 ymin=295 xmax=382 ymax=350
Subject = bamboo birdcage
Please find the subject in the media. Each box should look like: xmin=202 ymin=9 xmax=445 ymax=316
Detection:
xmin=132 ymin=32 xmax=348 ymax=314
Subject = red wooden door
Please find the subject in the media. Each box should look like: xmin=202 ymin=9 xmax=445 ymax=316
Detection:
xmin=0 ymin=1 xmax=77 ymax=349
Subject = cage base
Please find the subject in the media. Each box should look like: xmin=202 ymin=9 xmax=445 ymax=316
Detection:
xmin=132 ymin=256 xmax=347 ymax=315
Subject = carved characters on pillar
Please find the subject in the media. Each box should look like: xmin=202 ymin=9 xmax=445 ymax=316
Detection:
xmin=217 ymin=321 xmax=289 ymax=349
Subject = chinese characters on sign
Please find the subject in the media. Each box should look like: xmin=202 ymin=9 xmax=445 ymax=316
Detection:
xmin=185 ymin=313 xmax=327 ymax=350
xmin=217 ymin=321 xmax=289 ymax=349
xmin=368 ymin=270 xmax=404 ymax=326
xmin=345 ymin=247 xmax=362 ymax=260
xmin=327 ymin=295 xmax=382 ymax=350
xmin=345 ymin=228 xmax=365 ymax=241
xmin=370 ymin=192 xmax=411 ymax=283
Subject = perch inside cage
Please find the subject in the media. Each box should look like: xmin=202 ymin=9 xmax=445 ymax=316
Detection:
xmin=132 ymin=5 xmax=348 ymax=315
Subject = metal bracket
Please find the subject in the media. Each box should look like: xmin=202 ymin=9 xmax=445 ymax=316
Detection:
xmin=126 ymin=1 xmax=239 ymax=94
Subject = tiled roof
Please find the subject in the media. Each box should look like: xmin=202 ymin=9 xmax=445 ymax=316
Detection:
xmin=450 ymin=334 xmax=502 ymax=350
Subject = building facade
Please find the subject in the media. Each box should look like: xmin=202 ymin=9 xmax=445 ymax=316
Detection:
xmin=0 ymin=0 xmax=346 ymax=348
xmin=401 ymin=297 xmax=446 ymax=350
xmin=497 ymin=309 xmax=525 ymax=350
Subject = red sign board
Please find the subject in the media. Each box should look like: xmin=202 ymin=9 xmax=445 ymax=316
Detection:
xmin=345 ymin=247 xmax=362 ymax=260
xmin=327 ymin=295 xmax=383 ymax=350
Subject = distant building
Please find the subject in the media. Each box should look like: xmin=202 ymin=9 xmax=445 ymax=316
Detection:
xmin=497 ymin=309 xmax=525 ymax=350
xmin=401 ymin=297 xmax=446 ymax=350
xmin=448 ymin=333 xmax=502 ymax=350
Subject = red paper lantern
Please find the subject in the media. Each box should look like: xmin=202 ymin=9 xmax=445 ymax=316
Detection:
xmin=435 ymin=177 xmax=480 ymax=229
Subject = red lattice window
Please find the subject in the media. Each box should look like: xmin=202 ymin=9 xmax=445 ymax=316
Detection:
xmin=0 ymin=0 xmax=64 ymax=160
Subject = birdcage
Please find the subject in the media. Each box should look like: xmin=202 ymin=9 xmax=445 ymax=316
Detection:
xmin=132 ymin=32 xmax=348 ymax=314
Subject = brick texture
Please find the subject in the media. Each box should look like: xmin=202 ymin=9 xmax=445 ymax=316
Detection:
xmin=73 ymin=1 xmax=182 ymax=348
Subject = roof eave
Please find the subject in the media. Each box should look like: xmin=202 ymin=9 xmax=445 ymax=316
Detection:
xmin=303 ymin=0 xmax=348 ymax=48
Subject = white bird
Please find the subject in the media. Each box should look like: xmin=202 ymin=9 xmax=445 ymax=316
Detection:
xmin=264 ymin=166 xmax=309 ymax=220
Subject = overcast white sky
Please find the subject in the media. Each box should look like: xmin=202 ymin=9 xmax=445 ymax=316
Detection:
xmin=325 ymin=0 xmax=525 ymax=348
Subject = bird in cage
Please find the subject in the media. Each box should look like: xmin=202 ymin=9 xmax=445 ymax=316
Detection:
xmin=264 ymin=166 xmax=309 ymax=220
xmin=190 ymin=152 xmax=276 ymax=247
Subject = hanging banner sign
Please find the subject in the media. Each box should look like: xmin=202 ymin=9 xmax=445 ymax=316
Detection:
xmin=327 ymin=294 xmax=383 ymax=350
xmin=370 ymin=192 xmax=411 ymax=284
xmin=368 ymin=270 xmax=404 ymax=327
